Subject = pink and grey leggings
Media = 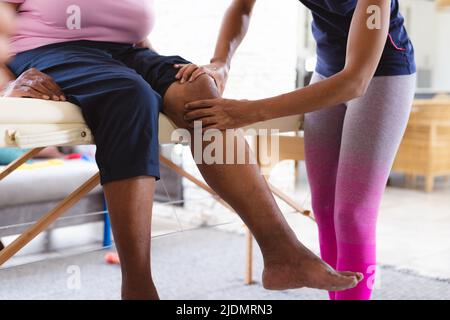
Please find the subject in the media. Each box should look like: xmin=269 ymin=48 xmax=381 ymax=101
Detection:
xmin=304 ymin=73 xmax=416 ymax=300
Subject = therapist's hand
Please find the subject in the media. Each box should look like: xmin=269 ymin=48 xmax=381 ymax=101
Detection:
xmin=184 ymin=98 xmax=260 ymax=130
xmin=2 ymin=68 xmax=66 ymax=101
xmin=174 ymin=61 xmax=229 ymax=95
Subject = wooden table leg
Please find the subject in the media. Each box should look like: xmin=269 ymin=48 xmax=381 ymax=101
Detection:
xmin=245 ymin=227 xmax=254 ymax=285
xmin=425 ymin=175 xmax=434 ymax=193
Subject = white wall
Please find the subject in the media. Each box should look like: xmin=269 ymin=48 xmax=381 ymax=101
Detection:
xmin=151 ymin=0 xmax=299 ymax=99
xmin=433 ymin=10 xmax=450 ymax=91
xmin=401 ymin=0 xmax=450 ymax=91
xmin=151 ymin=0 xmax=450 ymax=93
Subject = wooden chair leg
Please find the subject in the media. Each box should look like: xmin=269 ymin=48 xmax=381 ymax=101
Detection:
xmin=0 ymin=173 xmax=100 ymax=266
xmin=0 ymin=148 xmax=44 ymax=182
xmin=245 ymin=227 xmax=254 ymax=285
xmin=425 ymin=175 xmax=434 ymax=193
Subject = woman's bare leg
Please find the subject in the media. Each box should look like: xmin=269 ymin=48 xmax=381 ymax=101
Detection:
xmin=163 ymin=75 xmax=362 ymax=291
xmin=103 ymin=176 xmax=159 ymax=300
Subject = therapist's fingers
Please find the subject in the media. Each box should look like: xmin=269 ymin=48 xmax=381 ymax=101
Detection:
xmin=185 ymin=99 xmax=217 ymax=110
xmin=187 ymin=116 xmax=218 ymax=130
xmin=188 ymin=68 xmax=207 ymax=82
xmin=174 ymin=64 xmax=201 ymax=83
xmin=184 ymin=109 xmax=215 ymax=121
xmin=180 ymin=64 xmax=199 ymax=84
xmin=174 ymin=64 xmax=191 ymax=79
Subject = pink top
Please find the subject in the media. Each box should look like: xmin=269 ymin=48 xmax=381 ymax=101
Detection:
xmin=5 ymin=0 xmax=156 ymax=54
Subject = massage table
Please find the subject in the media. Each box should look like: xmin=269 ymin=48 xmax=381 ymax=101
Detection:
xmin=0 ymin=97 xmax=310 ymax=284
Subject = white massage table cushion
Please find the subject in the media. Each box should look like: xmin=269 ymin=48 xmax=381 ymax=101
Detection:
xmin=0 ymin=97 xmax=303 ymax=148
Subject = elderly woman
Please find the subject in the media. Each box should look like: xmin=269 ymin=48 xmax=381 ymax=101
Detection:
xmin=0 ymin=0 xmax=361 ymax=300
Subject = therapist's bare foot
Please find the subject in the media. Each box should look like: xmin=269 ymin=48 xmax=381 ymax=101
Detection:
xmin=262 ymin=244 xmax=363 ymax=291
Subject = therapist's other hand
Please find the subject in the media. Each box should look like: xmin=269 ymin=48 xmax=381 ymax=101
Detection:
xmin=2 ymin=68 xmax=66 ymax=101
xmin=184 ymin=98 xmax=258 ymax=130
xmin=174 ymin=61 xmax=229 ymax=95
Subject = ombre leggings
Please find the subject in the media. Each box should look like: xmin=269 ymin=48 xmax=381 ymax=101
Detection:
xmin=304 ymin=73 xmax=416 ymax=300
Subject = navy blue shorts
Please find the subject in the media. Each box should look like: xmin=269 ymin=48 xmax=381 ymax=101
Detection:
xmin=8 ymin=40 xmax=191 ymax=185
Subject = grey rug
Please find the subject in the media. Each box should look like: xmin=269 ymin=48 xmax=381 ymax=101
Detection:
xmin=0 ymin=228 xmax=449 ymax=300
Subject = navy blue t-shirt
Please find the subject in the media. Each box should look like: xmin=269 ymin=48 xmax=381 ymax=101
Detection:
xmin=299 ymin=0 xmax=416 ymax=77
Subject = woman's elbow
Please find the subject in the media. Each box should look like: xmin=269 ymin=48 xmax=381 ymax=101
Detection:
xmin=353 ymin=81 xmax=370 ymax=99
xmin=345 ymin=75 xmax=371 ymax=100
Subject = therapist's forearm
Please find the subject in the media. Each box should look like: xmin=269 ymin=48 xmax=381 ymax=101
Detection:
xmin=253 ymin=70 xmax=366 ymax=121
xmin=211 ymin=0 xmax=254 ymax=67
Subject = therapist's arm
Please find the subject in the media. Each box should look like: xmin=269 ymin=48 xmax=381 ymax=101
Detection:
xmin=210 ymin=0 xmax=256 ymax=68
xmin=256 ymin=0 xmax=390 ymax=120
xmin=174 ymin=0 xmax=256 ymax=93
xmin=185 ymin=0 xmax=391 ymax=129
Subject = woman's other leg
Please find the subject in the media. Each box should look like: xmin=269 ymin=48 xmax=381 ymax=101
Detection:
xmin=8 ymin=45 xmax=163 ymax=299
xmin=334 ymin=74 xmax=416 ymax=300
xmin=163 ymin=74 xmax=361 ymax=292
xmin=304 ymin=73 xmax=347 ymax=300
xmin=81 ymin=74 xmax=162 ymax=300
xmin=103 ymin=177 xmax=157 ymax=300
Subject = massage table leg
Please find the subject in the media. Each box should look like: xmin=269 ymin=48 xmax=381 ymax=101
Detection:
xmin=0 ymin=173 xmax=100 ymax=265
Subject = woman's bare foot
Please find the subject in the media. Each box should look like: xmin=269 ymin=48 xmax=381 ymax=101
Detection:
xmin=262 ymin=244 xmax=363 ymax=292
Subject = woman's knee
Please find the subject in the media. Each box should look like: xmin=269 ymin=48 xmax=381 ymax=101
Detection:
xmin=163 ymin=74 xmax=219 ymax=128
